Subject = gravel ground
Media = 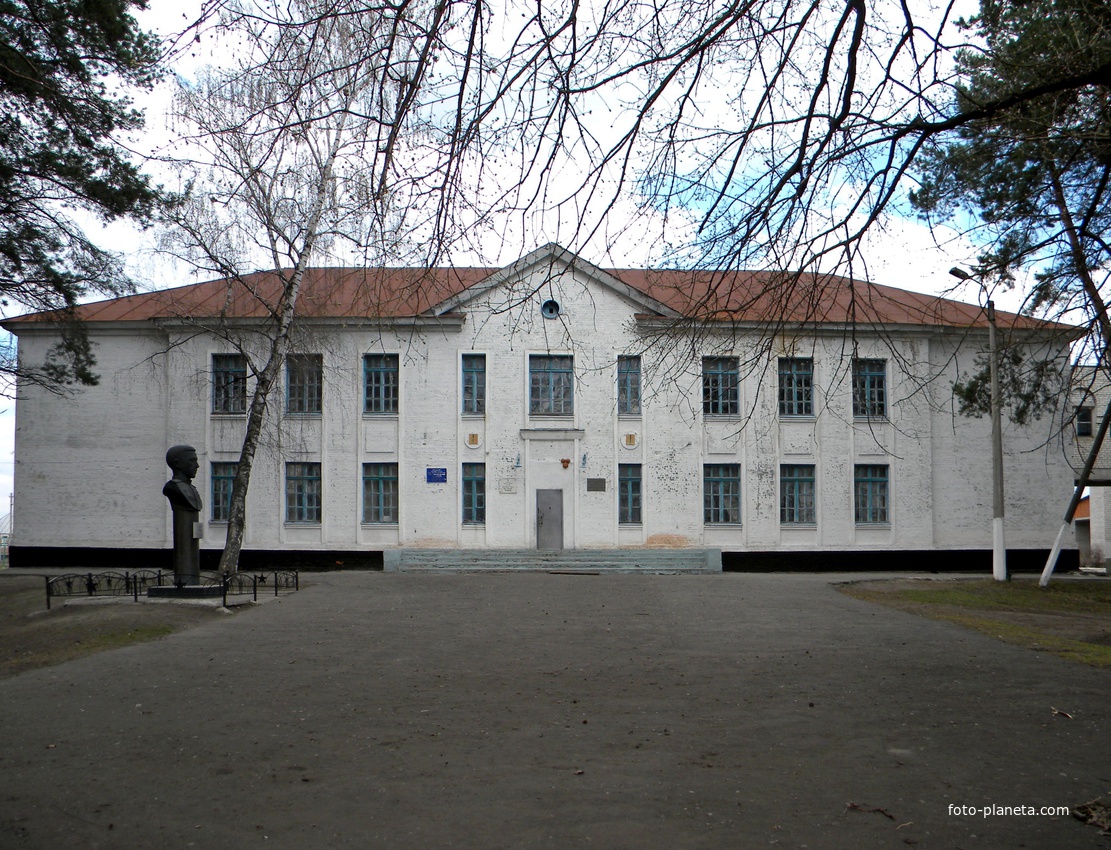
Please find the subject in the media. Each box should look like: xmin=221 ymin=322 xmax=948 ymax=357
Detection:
xmin=0 ymin=570 xmax=1108 ymax=849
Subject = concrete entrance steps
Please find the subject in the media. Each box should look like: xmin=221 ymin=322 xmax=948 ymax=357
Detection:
xmin=383 ymin=548 xmax=722 ymax=574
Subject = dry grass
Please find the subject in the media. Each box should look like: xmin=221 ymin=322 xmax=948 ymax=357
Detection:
xmin=837 ymin=577 xmax=1111 ymax=668
xmin=0 ymin=574 xmax=234 ymax=679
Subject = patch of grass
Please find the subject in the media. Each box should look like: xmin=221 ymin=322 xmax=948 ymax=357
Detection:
xmin=838 ymin=578 xmax=1111 ymax=669
xmin=72 ymin=624 xmax=177 ymax=650
xmin=0 ymin=575 xmax=227 ymax=679
xmin=895 ymin=580 xmax=1111 ymax=614
xmin=935 ymin=611 xmax=1111 ymax=668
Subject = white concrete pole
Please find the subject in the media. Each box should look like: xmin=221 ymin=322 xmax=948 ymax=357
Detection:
xmin=988 ymin=302 xmax=1007 ymax=581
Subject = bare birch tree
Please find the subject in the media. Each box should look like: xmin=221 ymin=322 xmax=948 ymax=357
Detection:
xmin=162 ymin=0 xmax=459 ymax=572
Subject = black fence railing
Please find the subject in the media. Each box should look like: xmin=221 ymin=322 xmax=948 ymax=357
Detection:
xmin=45 ymin=570 xmax=299 ymax=609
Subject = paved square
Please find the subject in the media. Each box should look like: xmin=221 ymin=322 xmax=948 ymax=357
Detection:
xmin=1 ymin=572 xmax=1107 ymax=848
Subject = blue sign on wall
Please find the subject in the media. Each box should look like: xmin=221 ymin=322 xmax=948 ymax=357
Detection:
xmin=426 ymin=467 xmax=448 ymax=483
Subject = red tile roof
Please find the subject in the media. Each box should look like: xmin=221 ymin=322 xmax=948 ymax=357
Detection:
xmin=3 ymin=263 xmax=1063 ymax=332
xmin=1075 ymin=495 xmax=1090 ymax=520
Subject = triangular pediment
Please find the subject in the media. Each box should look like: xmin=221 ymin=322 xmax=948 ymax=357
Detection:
xmin=427 ymin=243 xmax=681 ymax=319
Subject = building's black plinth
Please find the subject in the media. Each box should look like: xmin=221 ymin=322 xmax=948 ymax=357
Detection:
xmin=148 ymin=585 xmax=223 ymax=599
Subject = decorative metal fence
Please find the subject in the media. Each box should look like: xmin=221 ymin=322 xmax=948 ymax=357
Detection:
xmin=45 ymin=569 xmax=299 ymax=609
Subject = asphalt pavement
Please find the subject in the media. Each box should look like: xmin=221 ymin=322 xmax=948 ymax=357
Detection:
xmin=0 ymin=571 xmax=1107 ymax=849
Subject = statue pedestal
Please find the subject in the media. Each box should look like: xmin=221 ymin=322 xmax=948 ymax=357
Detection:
xmin=171 ymin=507 xmax=201 ymax=587
xmin=148 ymin=585 xmax=223 ymax=600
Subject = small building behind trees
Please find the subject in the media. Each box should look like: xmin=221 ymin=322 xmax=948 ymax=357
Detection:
xmin=2 ymin=245 xmax=1082 ymax=571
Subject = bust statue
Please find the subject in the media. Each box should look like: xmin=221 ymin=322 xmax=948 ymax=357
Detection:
xmin=163 ymin=444 xmax=202 ymax=512
xmin=163 ymin=444 xmax=202 ymax=586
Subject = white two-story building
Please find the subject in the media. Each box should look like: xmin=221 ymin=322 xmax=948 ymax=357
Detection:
xmin=3 ymin=244 xmax=1081 ymax=571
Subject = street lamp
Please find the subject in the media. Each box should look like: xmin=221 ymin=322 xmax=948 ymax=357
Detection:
xmin=950 ymin=267 xmax=1007 ymax=581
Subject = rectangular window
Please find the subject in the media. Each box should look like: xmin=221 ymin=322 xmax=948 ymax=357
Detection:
xmin=1077 ymin=406 xmax=1094 ymax=437
xmin=529 ymin=355 xmax=573 ymax=415
xmin=285 ymin=462 xmax=322 ymax=523
xmin=210 ymin=462 xmax=238 ymax=522
xmin=618 ymin=464 xmax=642 ymax=524
xmin=212 ymin=353 xmax=247 ymax=414
xmin=618 ymin=355 xmax=642 ymax=415
xmin=462 ymin=354 xmax=486 ymax=415
xmin=702 ymin=356 xmax=739 ymax=416
xmin=364 ymin=354 xmax=399 ymax=414
xmin=362 ymin=463 xmax=399 ymax=523
xmin=703 ymin=463 xmax=741 ymax=524
xmin=852 ymin=359 xmax=887 ymax=418
xmin=778 ymin=357 xmax=813 ymax=417
xmin=286 ymin=354 xmax=323 ymax=415
xmin=854 ymin=464 xmax=889 ymax=524
xmin=462 ymin=463 xmax=485 ymax=524
xmin=780 ymin=464 xmax=816 ymax=525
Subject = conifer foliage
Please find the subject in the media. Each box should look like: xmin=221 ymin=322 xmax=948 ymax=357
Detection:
xmin=0 ymin=0 xmax=161 ymax=385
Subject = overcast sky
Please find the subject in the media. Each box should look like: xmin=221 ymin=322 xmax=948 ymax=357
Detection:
xmin=0 ymin=0 xmax=1026 ymax=518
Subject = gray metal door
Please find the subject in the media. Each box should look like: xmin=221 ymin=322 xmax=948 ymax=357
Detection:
xmin=536 ymin=489 xmax=563 ymax=550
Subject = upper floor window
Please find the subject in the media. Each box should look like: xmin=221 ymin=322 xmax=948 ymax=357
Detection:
xmin=702 ymin=356 xmax=739 ymax=416
xmin=364 ymin=354 xmax=399 ymax=415
xmin=703 ymin=463 xmax=741 ymax=525
xmin=778 ymin=357 xmax=813 ymax=417
xmin=854 ymin=464 xmax=889 ymax=525
xmin=1077 ymin=406 xmax=1094 ymax=437
xmin=210 ymin=462 xmax=238 ymax=522
xmin=285 ymin=462 xmax=322 ymax=523
xmin=212 ymin=353 xmax=247 ymax=414
xmin=852 ymin=359 xmax=887 ymax=419
xmin=462 ymin=354 xmax=486 ymax=415
xmin=363 ymin=462 xmax=399 ymax=524
xmin=618 ymin=463 xmax=642 ymax=524
xmin=462 ymin=463 xmax=486 ymax=524
xmin=780 ymin=464 xmax=816 ymax=525
xmin=529 ymin=355 xmax=573 ymax=416
xmin=286 ymin=354 xmax=323 ymax=415
xmin=618 ymin=355 xmax=642 ymax=415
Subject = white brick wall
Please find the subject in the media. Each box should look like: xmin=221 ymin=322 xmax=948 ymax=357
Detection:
xmin=10 ymin=254 xmax=1079 ymax=556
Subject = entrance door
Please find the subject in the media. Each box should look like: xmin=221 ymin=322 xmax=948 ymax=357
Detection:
xmin=536 ymin=489 xmax=564 ymax=550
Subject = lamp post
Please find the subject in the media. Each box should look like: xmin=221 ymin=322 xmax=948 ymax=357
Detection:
xmin=950 ymin=267 xmax=1007 ymax=581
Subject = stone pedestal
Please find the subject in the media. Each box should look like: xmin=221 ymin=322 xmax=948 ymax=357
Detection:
xmin=171 ymin=507 xmax=201 ymax=587
xmin=148 ymin=584 xmax=223 ymax=599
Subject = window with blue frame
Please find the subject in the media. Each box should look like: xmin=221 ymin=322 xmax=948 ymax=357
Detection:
xmin=462 ymin=463 xmax=485 ymax=524
xmin=702 ymin=356 xmax=739 ymax=415
xmin=529 ymin=355 xmax=573 ymax=415
xmin=618 ymin=355 xmax=641 ymax=415
xmin=703 ymin=464 xmax=741 ymax=524
xmin=854 ymin=464 xmax=889 ymax=524
xmin=285 ymin=462 xmax=322 ymax=523
xmin=363 ymin=463 xmax=399 ymax=523
xmin=618 ymin=464 xmax=642 ymax=524
xmin=210 ymin=462 xmax=238 ymax=522
xmin=778 ymin=357 xmax=813 ymax=416
xmin=363 ymin=354 xmax=399 ymax=414
xmin=851 ymin=358 xmax=886 ymax=418
xmin=1077 ymin=406 xmax=1094 ymax=437
xmin=462 ymin=353 xmax=486 ymax=415
xmin=780 ymin=464 xmax=816 ymax=524
xmin=212 ymin=353 xmax=247 ymax=414
xmin=286 ymin=354 xmax=323 ymax=415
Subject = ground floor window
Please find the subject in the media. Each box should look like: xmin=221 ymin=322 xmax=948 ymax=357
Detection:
xmin=854 ymin=464 xmax=889 ymax=524
xmin=703 ymin=464 xmax=740 ymax=524
xmin=210 ymin=462 xmax=238 ymax=522
xmin=462 ymin=463 xmax=485 ymax=524
xmin=780 ymin=464 xmax=816 ymax=524
xmin=286 ymin=462 xmax=322 ymax=523
xmin=618 ymin=464 xmax=642 ymax=524
xmin=363 ymin=463 xmax=398 ymax=523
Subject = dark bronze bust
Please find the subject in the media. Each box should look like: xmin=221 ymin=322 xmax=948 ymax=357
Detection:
xmin=163 ymin=445 xmax=202 ymax=512
xmin=163 ymin=444 xmax=202 ymax=586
